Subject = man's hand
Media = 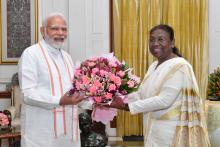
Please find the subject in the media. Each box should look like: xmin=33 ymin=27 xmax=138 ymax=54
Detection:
xmin=59 ymin=91 xmax=86 ymax=105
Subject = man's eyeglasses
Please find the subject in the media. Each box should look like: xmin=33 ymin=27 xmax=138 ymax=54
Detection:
xmin=46 ymin=26 xmax=67 ymax=32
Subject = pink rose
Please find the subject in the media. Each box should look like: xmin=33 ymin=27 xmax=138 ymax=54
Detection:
xmin=94 ymin=96 xmax=102 ymax=103
xmin=92 ymin=68 xmax=99 ymax=74
xmin=116 ymin=77 xmax=122 ymax=85
xmin=108 ymin=59 xmax=117 ymax=67
xmin=117 ymin=71 xmax=125 ymax=77
xmin=109 ymin=74 xmax=121 ymax=86
xmin=108 ymin=84 xmax=116 ymax=92
xmin=105 ymin=93 xmax=113 ymax=99
xmin=127 ymin=80 xmax=135 ymax=88
xmin=74 ymin=69 xmax=82 ymax=77
xmin=75 ymin=81 xmax=81 ymax=90
xmin=90 ymin=85 xmax=98 ymax=94
xmin=100 ymin=70 xmax=108 ymax=77
xmin=88 ymin=61 xmax=96 ymax=67
xmin=94 ymin=80 xmax=102 ymax=87
xmin=82 ymin=76 xmax=90 ymax=85
xmin=128 ymin=72 xmax=141 ymax=84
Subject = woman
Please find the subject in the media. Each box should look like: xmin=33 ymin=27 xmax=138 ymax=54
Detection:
xmin=110 ymin=24 xmax=210 ymax=147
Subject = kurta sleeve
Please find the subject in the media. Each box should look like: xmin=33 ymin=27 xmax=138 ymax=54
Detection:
xmin=18 ymin=49 xmax=60 ymax=110
xmin=128 ymin=69 xmax=184 ymax=114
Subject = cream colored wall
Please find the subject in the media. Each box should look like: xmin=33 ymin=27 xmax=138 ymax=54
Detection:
xmin=68 ymin=0 xmax=110 ymax=62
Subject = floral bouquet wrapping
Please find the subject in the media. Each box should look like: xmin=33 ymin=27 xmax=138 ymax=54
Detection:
xmin=69 ymin=53 xmax=140 ymax=124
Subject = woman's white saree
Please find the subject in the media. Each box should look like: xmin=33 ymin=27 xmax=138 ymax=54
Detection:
xmin=128 ymin=57 xmax=210 ymax=147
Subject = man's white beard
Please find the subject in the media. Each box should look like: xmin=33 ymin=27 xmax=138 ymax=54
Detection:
xmin=44 ymin=33 xmax=65 ymax=49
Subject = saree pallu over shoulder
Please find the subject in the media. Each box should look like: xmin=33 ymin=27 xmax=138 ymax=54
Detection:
xmin=171 ymin=65 xmax=210 ymax=147
xmin=152 ymin=58 xmax=210 ymax=147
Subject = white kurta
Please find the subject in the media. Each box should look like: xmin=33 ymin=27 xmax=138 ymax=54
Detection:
xmin=18 ymin=40 xmax=92 ymax=147
xmin=127 ymin=57 xmax=188 ymax=147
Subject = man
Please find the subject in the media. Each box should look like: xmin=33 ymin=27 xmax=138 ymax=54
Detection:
xmin=18 ymin=13 xmax=92 ymax=147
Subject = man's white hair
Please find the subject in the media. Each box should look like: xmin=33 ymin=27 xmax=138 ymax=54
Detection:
xmin=42 ymin=12 xmax=67 ymax=27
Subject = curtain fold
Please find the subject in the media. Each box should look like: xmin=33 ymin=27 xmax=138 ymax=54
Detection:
xmin=112 ymin=0 xmax=208 ymax=136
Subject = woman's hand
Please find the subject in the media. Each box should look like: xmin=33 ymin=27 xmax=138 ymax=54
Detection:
xmin=109 ymin=96 xmax=129 ymax=111
xmin=59 ymin=91 xmax=86 ymax=105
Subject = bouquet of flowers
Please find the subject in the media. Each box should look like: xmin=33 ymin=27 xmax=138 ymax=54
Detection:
xmin=69 ymin=54 xmax=140 ymax=124
xmin=69 ymin=54 xmax=140 ymax=104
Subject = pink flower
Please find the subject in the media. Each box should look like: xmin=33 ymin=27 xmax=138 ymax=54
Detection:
xmin=100 ymin=70 xmax=108 ymax=77
xmin=108 ymin=84 xmax=116 ymax=92
xmin=108 ymin=59 xmax=117 ymax=67
xmin=105 ymin=93 xmax=113 ymax=99
xmin=75 ymin=81 xmax=81 ymax=89
xmin=128 ymin=71 xmax=141 ymax=83
xmin=88 ymin=61 xmax=96 ymax=67
xmin=94 ymin=96 xmax=102 ymax=103
xmin=117 ymin=71 xmax=125 ymax=77
xmin=92 ymin=68 xmax=99 ymax=75
xmin=109 ymin=74 xmax=121 ymax=86
xmin=115 ymin=77 xmax=122 ymax=86
xmin=74 ymin=69 xmax=82 ymax=77
xmin=94 ymin=80 xmax=102 ymax=87
xmin=127 ymin=80 xmax=135 ymax=88
xmin=82 ymin=76 xmax=90 ymax=85
xmin=90 ymin=85 xmax=98 ymax=94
